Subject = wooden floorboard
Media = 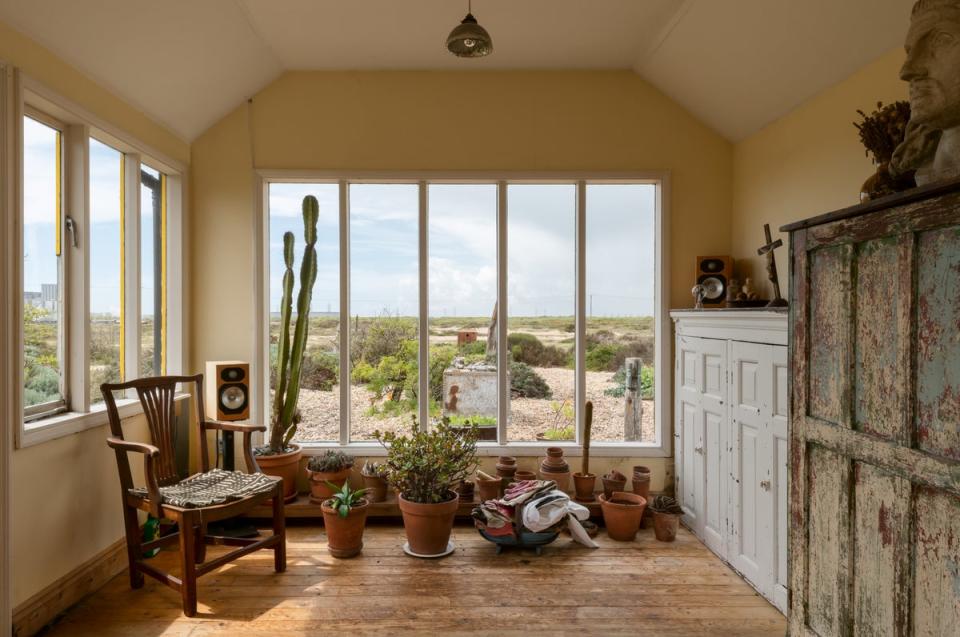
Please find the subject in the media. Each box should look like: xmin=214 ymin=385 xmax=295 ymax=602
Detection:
xmin=41 ymin=523 xmax=787 ymax=636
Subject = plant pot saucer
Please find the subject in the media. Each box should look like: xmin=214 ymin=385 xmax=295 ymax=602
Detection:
xmin=402 ymin=540 xmax=456 ymax=559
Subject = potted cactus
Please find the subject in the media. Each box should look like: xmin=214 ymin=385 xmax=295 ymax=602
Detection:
xmin=650 ymin=495 xmax=683 ymax=542
xmin=255 ymin=195 xmax=320 ymax=502
xmin=360 ymin=460 xmax=389 ymax=502
xmin=306 ymin=450 xmax=354 ymax=503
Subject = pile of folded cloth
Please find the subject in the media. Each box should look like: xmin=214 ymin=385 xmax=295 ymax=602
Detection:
xmin=472 ymin=479 xmax=598 ymax=548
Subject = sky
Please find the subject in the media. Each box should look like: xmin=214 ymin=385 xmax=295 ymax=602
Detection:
xmin=268 ymin=181 xmax=656 ymax=318
xmin=23 ymin=116 xmax=162 ymax=319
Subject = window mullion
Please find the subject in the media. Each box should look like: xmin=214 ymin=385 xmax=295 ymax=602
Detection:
xmin=575 ymin=181 xmax=587 ymax=446
xmin=496 ymin=180 xmax=508 ymax=446
xmin=338 ymin=180 xmax=350 ymax=446
xmin=123 ymin=153 xmax=140 ymax=381
xmin=417 ymin=181 xmax=429 ymax=432
xmin=64 ymin=123 xmax=89 ymax=413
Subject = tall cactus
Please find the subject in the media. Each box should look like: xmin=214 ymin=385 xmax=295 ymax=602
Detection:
xmin=269 ymin=195 xmax=319 ymax=452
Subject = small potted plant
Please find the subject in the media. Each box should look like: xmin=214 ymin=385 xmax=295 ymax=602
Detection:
xmin=649 ymin=495 xmax=683 ymax=542
xmin=306 ymin=450 xmax=354 ymax=504
xmin=255 ymin=196 xmax=320 ymax=501
xmin=321 ymin=481 xmax=370 ymax=558
xmin=375 ymin=416 xmax=479 ymax=557
xmin=360 ymin=460 xmax=389 ymax=502
xmin=573 ymin=401 xmax=597 ymax=502
xmin=602 ymin=469 xmax=627 ymax=499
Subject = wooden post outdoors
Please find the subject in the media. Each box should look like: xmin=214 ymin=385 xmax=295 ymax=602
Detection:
xmin=624 ymin=358 xmax=643 ymax=441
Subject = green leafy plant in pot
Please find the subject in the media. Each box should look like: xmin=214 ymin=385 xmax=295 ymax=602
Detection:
xmin=306 ymin=450 xmax=354 ymax=504
xmin=375 ymin=416 xmax=479 ymax=557
xmin=321 ymin=481 xmax=370 ymax=558
xmin=254 ymin=195 xmax=320 ymax=502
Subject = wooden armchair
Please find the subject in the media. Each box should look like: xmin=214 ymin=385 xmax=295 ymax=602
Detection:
xmin=102 ymin=375 xmax=285 ymax=617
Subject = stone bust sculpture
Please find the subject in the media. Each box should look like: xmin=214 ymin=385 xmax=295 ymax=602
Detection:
xmin=891 ymin=0 xmax=960 ymax=185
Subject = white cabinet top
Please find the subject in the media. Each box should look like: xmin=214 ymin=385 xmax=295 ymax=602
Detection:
xmin=670 ymin=309 xmax=788 ymax=346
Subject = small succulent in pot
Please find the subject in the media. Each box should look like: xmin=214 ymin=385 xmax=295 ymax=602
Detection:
xmin=360 ymin=460 xmax=390 ymax=502
xmin=649 ymin=495 xmax=683 ymax=542
xmin=321 ymin=481 xmax=370 ymax=558
xmin=306 ymin=450 xmax=355 ymax=504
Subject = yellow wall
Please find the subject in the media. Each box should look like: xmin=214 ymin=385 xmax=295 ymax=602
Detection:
xmin=1 ymin=18 xmax=190 ymax=608
xmin=731 ymin=48 xmax=907 ymax=291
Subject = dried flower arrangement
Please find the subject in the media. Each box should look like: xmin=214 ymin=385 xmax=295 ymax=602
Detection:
xmin=854 ymin=101 xmax=916 ymax=200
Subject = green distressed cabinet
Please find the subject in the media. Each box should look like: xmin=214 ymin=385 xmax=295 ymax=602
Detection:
xmin=784 ymin=180 xmax=960 ymax=636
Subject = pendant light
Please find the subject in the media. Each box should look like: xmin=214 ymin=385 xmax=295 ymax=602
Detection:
xmin=446 ymin=0 xmax=493 ymax=58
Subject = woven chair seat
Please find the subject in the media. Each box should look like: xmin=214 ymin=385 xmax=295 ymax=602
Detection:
xmin=130 ymin=468 xmax=277 ymax=508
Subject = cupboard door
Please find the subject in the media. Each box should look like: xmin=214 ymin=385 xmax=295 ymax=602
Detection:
xmin=700 ymin=339 xmax=727 ymax=554
xmin=676 ymin=335 xmax=703 ymax=532
xmin=729 ymin=340 xmax=768 ymax=589
xmin=769 ymin=346 xmax=789 ymax=613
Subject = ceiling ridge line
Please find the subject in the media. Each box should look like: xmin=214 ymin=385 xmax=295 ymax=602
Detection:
xmin=632 ymin=0 xmax=695 ymax=75
xmin=232 ymin=0 xmax=286 ymax=71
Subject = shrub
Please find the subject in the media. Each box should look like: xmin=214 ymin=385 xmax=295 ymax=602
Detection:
xmin=352 ymin=314 xmax=417 ymax=366
xmin=351 ymin=360 xmax=375 ymax=384
xmin=509 ymin=361 xmax=552 ymax=399
xmin=604 ymin=364 xmax=655 ymax=400
xmin=429 ymin=344 xmax=457 ymax=403
xmin=459 ymin=340 xmax=487 ymax=356
xmin=26 ymin=365 xmax=60 ymax=398
xmin=367 ymin=339 xmax=419 ymax=411
xmin=300 ymin=350 xmax=339 ymax=391
xmin=508 ymin=332 xmax=570 ymax=367
xmin=585 ymin=344 xmax=620 ymax=371
xmin=375 ymin=417 xmax=479 ymax=503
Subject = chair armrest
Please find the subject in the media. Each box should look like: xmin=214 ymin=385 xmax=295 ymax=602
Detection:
xmin=107 ymin=437 xmax=163 ymax=517
xmin=203 ymin=420 xmax=267 ymax=433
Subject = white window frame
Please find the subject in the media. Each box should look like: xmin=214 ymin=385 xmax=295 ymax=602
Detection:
xmin=10 ymin=72 xmax=187 ymax=448
xmin=254 ymin=171 xmax=671 ymax=458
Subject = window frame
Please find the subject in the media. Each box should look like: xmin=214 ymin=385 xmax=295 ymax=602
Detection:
xmin=11 ymin=72 xmax=187 ymax=448
xmin=255 ymin=171 xmax=671 ymax=458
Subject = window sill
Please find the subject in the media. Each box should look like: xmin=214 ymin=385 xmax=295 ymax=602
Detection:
xmin=17 ymin=393 xmax=191 ymax=449
xmin=293 ymin=440 xmax=670 ymax=458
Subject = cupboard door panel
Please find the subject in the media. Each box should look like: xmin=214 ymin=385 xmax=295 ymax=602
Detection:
xmin=703 ymin=408 xmax=725 ymax=553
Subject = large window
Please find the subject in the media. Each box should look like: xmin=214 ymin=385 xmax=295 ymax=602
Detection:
xmin=22 ymin=116 xmax=64 ymax=418
xmin=18 ymin=98 xmax=182 ymax=443
xmin=264 ymin=177 xmax=665 ymax=452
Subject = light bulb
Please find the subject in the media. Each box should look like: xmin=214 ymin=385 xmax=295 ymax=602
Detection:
xmin=463 ymin=38 xmax=476 ymax=48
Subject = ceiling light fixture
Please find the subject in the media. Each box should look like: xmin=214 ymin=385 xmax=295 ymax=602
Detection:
xmin=446 ymin=0 xmax=493 ymax=58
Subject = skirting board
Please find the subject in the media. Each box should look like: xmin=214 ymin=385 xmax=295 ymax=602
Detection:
xmin=12 ymin=537 xmax=127 ymax=637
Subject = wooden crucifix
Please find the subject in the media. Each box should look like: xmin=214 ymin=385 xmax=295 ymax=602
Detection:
xmin=757 ymin=224 xmax=788 ymax=308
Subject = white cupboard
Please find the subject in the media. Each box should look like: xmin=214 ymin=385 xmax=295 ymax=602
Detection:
xmin=671 ymin=310 xmax=788 ymax=613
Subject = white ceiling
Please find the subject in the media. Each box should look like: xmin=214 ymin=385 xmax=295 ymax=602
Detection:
xmin=0 ymin=0 xmax=915 ymax=141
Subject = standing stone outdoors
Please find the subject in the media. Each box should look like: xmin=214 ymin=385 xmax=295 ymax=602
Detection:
xmin=624 ymin=358 xmax=644 ymax=441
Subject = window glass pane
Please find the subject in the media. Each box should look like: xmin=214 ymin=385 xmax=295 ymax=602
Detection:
xmin=22 ymin=116 xmax=64 ymax=413
xmin=585 ymin=184 xmax=656 ymax=442
xmin=349 ymin=184 xmax=419 ymax=441
xmin=89 ymin=138 xmax=124 ymax=402
xmin=507 ymin=184 xmax=576 ymax=442
xmin=269 ymin=184 xmax=340 ymax=442
xmin=140 ymin=165 xmax=162 ymax=377
xmin=428 ymin=184 xmax=498 ymax=435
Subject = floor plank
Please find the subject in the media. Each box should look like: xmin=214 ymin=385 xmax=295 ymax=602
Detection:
xmin=41 ymin=523 xmax=787 ymax=636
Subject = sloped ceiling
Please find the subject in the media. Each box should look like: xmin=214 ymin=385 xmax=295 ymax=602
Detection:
xmin=0 ymin=0 xmax=915 ymax=141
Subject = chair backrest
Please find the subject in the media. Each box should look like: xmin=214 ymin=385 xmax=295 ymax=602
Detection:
xmin=102 ymin=375 xmax=204 ymax=487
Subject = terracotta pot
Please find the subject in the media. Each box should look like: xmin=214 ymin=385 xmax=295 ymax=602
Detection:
xmin=307 ymin=466 xmax=353 ymax=504
xmin=602 ymin=476 xmax=627 ymax=499
xmin=476 ymin=476 xmax=502 ymax=502
xmin=631 ymin=472 xmax=651 ymax=501
xmin=599 ymin=492 xmax=647 ymax=541
xmin=653 ymin=511 xmax=681 ymax=542
xmin=496 ymin=456 xmax=517 ymax=478
xmin=361 ymin=473 xmax=388 ymax=503
xmin=321 ymin=498 xmax=369 ymax=558
xmin=398 ymin=491 xmax=460 ymax=556
xmin=256 ymin=444 xmax=302 ymax=503
xmin=540 ymin=447 xmax=570 ymax=473
xmin=514 ymin=470 xmax=537 ymax=482
xmin=457 ymin=480 xmax=475 ymax=502
xmin=573 ymin=472 xmax=597 ymax=502
xmin=539 ymin=469 xmax=570 ymax=492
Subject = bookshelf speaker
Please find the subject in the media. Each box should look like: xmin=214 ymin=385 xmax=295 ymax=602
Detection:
xmin=205 ymin=361 xmax=250 ymax=421
xmin=695 ymin=256 xmax=733 ymax=307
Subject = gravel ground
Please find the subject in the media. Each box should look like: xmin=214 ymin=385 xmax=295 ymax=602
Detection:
xmin=295 ymin=367 xmax=654 ymax=443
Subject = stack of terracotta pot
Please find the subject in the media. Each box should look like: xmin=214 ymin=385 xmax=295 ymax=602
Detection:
xmin=631 ymin=466 xmax=651 ymax=500
xmin=495 ymin=456 xmax=517 ymax=494
xmin=539 ymin=447 xmax=571 ymax=491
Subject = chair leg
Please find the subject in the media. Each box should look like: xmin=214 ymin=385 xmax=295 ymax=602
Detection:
xmin=195 ymin=520 xmax=207 ymax=564
xmin=272 ymin=482 xmax=286 ymax=573
xmin=122 ymin=503 xmax=144 ymax=589
xmin=178 ymin=512 xmax=198 ymax=617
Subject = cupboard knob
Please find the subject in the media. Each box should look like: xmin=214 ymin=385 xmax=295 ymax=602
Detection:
xmin=760 ymin=480 xmax=771 ymax=491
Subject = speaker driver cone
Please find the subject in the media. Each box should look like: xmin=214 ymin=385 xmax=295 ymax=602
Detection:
xmin=221 ymin=385 xmax=247 ymax=411
xmin=701 ymin=276 xmax=725 ymax=301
